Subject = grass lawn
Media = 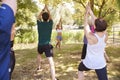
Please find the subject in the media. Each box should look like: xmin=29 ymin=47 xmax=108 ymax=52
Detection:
xmin=11 ymin=43 xmax=120 ymax=80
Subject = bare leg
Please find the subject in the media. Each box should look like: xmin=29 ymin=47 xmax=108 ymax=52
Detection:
xmin=78 ymin=71 xmax=84 ymax=80
xmin=47 ymin=57 xmax=56 ymax=80
xmin=55 ymin=39 xmax=59 ymax=48
xmin=37 ymin=54 xmax=42 ymax=70
xmin=58 ymin=41 xmax=61 ymax=49
xmin=55 ymin=41 xmax=59 ymax=48
xmin=56 ymin=39 xmax=61 ymax=50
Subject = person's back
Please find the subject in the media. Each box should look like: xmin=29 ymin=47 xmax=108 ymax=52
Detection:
xmin=36 ymin=4 xmax=57 ymax=80
xmin=0 ymin=0 xmax=17 ymax=79
xmin=37 ymin=20 xmax=53 ymax=45
xmin=78 ymin=4 xmax=108 ymax=80
xmin=83 ymin=33 xmax=106 ymax=69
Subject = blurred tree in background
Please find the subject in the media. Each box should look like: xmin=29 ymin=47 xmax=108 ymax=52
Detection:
xmin=15 ymin=0 xmax=120 ymax=43
xmin=16 ymin=0 xmax=38 ymax=27
xmin=15 ymin=0 xmax=38 ymax=43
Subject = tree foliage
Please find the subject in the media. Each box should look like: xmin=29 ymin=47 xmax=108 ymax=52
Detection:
xmin=116 ymin=0 xmax=120 ymax=9
xmin=15 ymin=0 xmax=120 ymax=43
xmin=16 ymin=0 xmax=38 ymax=27
xmin=73 ymin=0 xmax=119 ymax=25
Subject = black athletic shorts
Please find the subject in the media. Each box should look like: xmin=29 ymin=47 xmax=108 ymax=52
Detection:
xmin=38 ymin=44 xmax=53 ymax=57
xmin=78 ymin=62 xmax=90 ymax=71
xmin=81 ymin=44 xmax=87 ymax=59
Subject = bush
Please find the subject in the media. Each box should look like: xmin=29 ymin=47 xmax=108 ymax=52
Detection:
xmin=14 ymin=29 xmax=38 ymax=44
xmin=14 ymin=29 xmax=84 ymax=44
xmin=51 ymin=30 xmax=84 ymax=45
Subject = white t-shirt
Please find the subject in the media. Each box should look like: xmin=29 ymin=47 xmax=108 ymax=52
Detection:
xmin=83 ymin=33 xmax=106 ymax=69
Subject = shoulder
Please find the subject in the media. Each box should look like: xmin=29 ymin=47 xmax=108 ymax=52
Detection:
xmin=49 ymin=19 xmax=53 ymax=23
xmin=87 ymin=33 xmax=98 ymax=44
xmin=0 ymin=4 xmax=13 ymax=14
xmin=37 ymin=20 xmax=42 ymax=24
xmin=0 ymin=4 xmax=15 ymax=26
xmin=2 ymin=0 xmax=17 ymax=15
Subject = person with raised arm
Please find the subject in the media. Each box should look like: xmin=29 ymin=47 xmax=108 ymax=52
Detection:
xmin=0 ymin=0 xmax=17 ymax=80
xmin=36 ymin=4 xmax=58 ymax=80
xmin=78 ymin=3 xmax=108 ymax=80
xmin=55 ymin=18 xmax=63 ymax=49
xmin=81 ymin=4 xmax=110 ymax=62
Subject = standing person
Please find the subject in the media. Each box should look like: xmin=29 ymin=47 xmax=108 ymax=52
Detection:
xmin=0 ymin=0 xmax=17 ymax=80
xmin=81 ymin=9 xmax=110 ymax=63
xmin=78 ymin=4 xmax=108 ymax=80
xmin=55 ymin=18 xmax=62 ymax=49
xmin=10 ymin=23 xmax=16 ymax=78
xmin=36 ymin=4 xmax=57 ymax=80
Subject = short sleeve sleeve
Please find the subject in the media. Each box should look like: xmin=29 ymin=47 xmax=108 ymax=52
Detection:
xmin=49 ymin=20 xmax=53 ymax=25
xmin=0 ymin=4 xmax=15 ymax=32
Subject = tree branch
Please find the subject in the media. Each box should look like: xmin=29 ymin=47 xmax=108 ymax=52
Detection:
xmin=90 ymin=0 xmax=94 ymax=11
xmin=102 ymin=8 xmax=116 ymax=18
xmin=98 ymin=0 xmax=106 ymax=17
xmin=74 ymin=0 xmax=86 ymax=8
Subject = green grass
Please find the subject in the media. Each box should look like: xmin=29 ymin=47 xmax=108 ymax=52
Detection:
xmin=12 ymin=44 xmax=120 ymax=80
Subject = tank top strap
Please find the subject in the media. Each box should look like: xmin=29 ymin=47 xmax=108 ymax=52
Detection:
xmin=94 ymin=33 xmax=99 ymax=39
xmin=94 ymin=33 xmax=106 ymax=42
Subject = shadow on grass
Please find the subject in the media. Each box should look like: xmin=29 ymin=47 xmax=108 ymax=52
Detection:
xmin=11 ymin=44 xmax=120 ymax=80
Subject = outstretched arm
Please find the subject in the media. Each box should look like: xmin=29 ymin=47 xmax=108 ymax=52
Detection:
xmin=56 ymin=18 xmax=62 ymax=29
xmin=59 ymin=18 xmax=62 ymax=29
xmin=45 ymin=4 xmax=52 ymax=20
xmin=37 ymin=10 xmax=43 ymax=20
xmin=37 ymin=5 xmax=46 ymax=20
xmin=88 ymin=3 xmax=96 ymax=25
xmin=84 ymin=4 xmax=91 ymax=36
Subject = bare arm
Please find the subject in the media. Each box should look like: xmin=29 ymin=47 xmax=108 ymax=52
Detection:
xmin=45 ymin=4 xmax=52 ymax=20
xmin=37 ymin=5 xmax=46 ymax=20
xmin=59 ymin=18 xmax=62 ymax=29
xmin=37 ymin=10 xmax=43 ymax=20
xmin=84 ymin=5 xmax=91 ymax=36
xmin=11 ymin=23 xmax=16 ymax=41
xmin=88 ymin=5 xmax=97 ymax=25
xmin=84 ymin=3 xmax=97 ymax=45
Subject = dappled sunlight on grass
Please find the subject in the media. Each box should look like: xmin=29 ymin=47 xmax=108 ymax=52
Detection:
xmin=14 ymin=43 xmax=37 ymax=50
xmin=11 ymin=44 xmax=120 ymax=80
xmin=110 ymin=56 xmax=120 ymax=62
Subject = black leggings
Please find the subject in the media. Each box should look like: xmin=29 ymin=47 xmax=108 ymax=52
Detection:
xmin=81 ymin=44 xmax=87 ymax=59
xmin=95 ymin=67 xmax=108 ymax=80
xmin=10 ymin=49 xmax=16 ymax=77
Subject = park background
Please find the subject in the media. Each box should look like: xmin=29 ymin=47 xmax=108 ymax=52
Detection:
xmin=12 ymin=0 xmax=120 ymax=80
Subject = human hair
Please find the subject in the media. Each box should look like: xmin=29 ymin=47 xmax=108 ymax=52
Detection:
xmin=95 ymin=18 xmax=107 ymax=32
xmin=42 ymin=12 xmax=49 ymax=22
